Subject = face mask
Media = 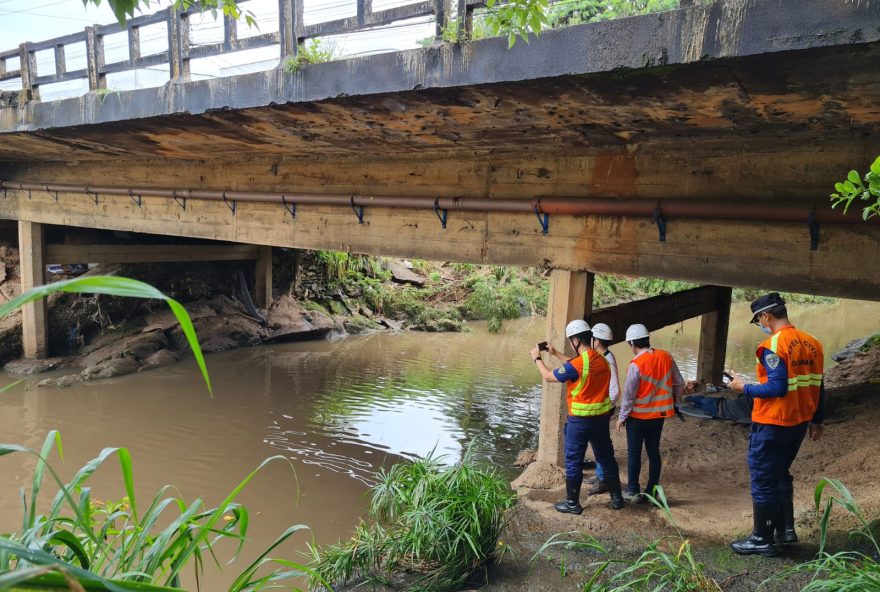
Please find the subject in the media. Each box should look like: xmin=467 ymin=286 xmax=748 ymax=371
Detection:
xmin=760 ymin=325 xmax=773 ymax=335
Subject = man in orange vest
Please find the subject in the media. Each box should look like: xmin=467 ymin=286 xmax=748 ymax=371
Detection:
xmin=729 ymin=293 xmax=825 ymax=557
xmin=616 ymin=324 xmax=684 ymax=503
xmin=532 ymin=320 xmax=625 ymax=514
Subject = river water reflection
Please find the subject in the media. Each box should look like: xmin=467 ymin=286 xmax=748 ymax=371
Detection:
xmin=0 ymin=298 xmax=877 ymax=587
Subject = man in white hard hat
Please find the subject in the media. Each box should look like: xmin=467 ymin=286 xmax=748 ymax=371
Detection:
xmin=583 ymin=322 xmax=620 ymax=496
xmin=531 ymin=319 xmax=625 ymax=514
xmin=616 ymin=324 xmax=684 ymax=503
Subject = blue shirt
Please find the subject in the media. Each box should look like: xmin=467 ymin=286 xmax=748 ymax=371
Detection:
xmin=553 ymin=361 xmax=579 ymax=383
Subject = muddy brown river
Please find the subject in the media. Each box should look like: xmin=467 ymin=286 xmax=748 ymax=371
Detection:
xmin=0 ymin=299 xmax=878 ymax=588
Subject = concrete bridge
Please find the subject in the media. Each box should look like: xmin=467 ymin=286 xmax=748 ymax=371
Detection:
xmin=0 ymin=0 xmax=878 ymax=466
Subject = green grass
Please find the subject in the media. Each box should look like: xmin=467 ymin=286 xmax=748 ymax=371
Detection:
xmin=0 ymin=276 xmax=316 ymax=591
xmin=309 ymin=446 xmax=516 ymax=591
xmin=533 ymin=487 xmax=722 ymax=592
xmin=767 ymin=478 xmax=880 ymax=591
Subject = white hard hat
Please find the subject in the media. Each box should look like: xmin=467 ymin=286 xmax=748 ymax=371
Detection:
xmin=625 ymin=324 xmax=650 ymax=341
xmin=565 ymin=319 xmax=591 ymax=338
xmin=591 ymin=323 xmax=613 ymax=341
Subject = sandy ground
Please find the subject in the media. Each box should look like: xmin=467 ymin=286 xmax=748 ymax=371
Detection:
xmin=486 ymin=347 xmax=880 ymax=591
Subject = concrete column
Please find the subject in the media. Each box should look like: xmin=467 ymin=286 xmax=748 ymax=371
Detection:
xmin=536 ymin=269 xmax=592 ymax=467
xmin=18 ymin=221 xmax=48 ymax=358
xmin=255 ymin=245 xmax=273 ymax=309
xmin=696 ymin=286 xmax=733 ymax=384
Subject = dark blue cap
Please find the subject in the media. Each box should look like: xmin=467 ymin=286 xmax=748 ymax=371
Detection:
xmin=749 ymin=292 xmax=785 ymax=324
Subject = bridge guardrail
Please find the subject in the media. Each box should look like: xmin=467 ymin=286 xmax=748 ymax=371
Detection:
xmin=0 ymin=0 xmax=685 ymax=102
xmin=0 ymin=0 xmax=467 ymax=101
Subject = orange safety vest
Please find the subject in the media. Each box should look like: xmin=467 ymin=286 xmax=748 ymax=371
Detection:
xmin=566 ymin=349 xmax=613 ymax=418
xmin=630 ymin=349 xmax=676 ymax=420
xmin=753 ymin=326 xmax=824 ymax=427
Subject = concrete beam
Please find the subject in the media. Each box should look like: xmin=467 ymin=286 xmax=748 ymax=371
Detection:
xmin=592 ymin=286 xmax=740 ymax=345
xmin=0 ymin=190 xmax=877 ymax=301
xmin=537 ymin=270 xmax=592 ymax=467
xmin=696 ymin=286 xmax=732 ymax=384
xmin=44 ymin=243 xmax=261 ymax=264
xmin=18 ymin=220 xmax=47 ymax=358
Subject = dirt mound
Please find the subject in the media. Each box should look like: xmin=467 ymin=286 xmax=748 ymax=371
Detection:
xmin=824 ymin=343 xmax=880 ymax=391
xmin=512 ymin=383 xmax=880 ymax=547
xmin=511 ymin=461 xmax=564 ymax=490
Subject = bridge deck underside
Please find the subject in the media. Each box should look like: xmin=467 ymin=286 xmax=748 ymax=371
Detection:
xmin=0 ymin=44 xmax=878 ymax=300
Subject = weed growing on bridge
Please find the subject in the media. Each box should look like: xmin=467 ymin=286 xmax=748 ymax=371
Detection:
xmin=308 ymin=447 xmax=516 ymax=592
xmin=282 ymin=39 xmax=338 ymax=74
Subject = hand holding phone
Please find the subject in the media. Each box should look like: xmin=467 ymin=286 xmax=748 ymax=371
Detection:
xmin=537 ymin=341 xmax=549 ymax=351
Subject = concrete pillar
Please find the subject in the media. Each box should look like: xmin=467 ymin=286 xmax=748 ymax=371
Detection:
xmin=255 ymin=246 xmax=273 ymax=309
xmin=18 ymin=221 xmax=48 ymax=358
xmin=696 ymin=286 xmax=733 ymax=384
xmin=536 ymin=269 xmax=593 ymax=467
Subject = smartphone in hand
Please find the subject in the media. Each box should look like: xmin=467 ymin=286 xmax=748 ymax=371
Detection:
xmin=537 ymin=341 xmax=549 ymax=351
xmin=722 ymin=371 xmax=733 ymax=383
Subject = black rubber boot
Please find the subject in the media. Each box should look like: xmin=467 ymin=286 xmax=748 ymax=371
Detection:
xmin=554 ymin=477 xmax=583 ymax=515
xmin=605 ymin=471 xmax=625 ymax=510
xmin=731 ymin=503 xmax=780 ymax=557
xmin=776 ymin=494 xmax=798 ymax=545
xmin=587 ymin=480 xmax=608 ymax=496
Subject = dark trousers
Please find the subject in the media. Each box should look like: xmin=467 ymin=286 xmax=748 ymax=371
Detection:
xmin=748 ymin=422 xmax=808 ymax=506
xmin=564 ymin=415 xmax=619 ymax=490
xmin=626 ymin=417 xmax=665 ymax=495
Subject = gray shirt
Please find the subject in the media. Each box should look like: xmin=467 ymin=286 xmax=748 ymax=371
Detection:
xmin=602 ymin=349 xmax=620 ymax=404
xmin=618 ymin=348 xmax=685 ymax=421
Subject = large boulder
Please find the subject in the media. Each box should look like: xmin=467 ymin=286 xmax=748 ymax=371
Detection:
xmin=81 ymin=357 xmax=141 ymax=380
xmin=79 ymin=331 xmax=168 ymax=368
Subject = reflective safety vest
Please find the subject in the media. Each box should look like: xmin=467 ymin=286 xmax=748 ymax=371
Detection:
xmin=566 ymin=349 xmax=613 ymax=417
xmin=753 ymin=326 xmax=824 ymax=427
xmin=630 ymin=349 xmax=676 ymax=420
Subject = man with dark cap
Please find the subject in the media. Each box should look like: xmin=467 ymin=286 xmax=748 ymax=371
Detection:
xmin=728 ymin=292 xmax=825 ymax=557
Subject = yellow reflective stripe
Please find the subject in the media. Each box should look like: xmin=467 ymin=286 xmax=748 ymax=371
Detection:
xmin=769 ymin=333 xmax=781 ymax=354
xmin=570 ymin=352 xmax=591 ymax=399
xmin=570 ymin=399 xmax=612 ymax=416
xmin=786 ymin=374 xmax=823 ymax=391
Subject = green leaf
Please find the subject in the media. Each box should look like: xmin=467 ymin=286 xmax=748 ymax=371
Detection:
xmin=843 ymin=180 xmax=855 ymax=192
xmin=508 ymin=32 xmax=516 ymax=48
xmin=847 ymin=170 xmax=862 ymax=184
xmin=871 ymin=155 xmax=880 ymax=175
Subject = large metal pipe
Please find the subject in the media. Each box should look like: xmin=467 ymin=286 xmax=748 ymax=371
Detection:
xmin=0 ymin=180 xmax=873 ymax=225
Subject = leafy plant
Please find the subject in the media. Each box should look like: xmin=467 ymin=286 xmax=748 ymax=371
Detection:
xmin=309 ymin=446 xmax=516 ymax=592
xmin=83 ymin=0 xmax=257 ymax=27
xmin=831 ymin=155 xmax=880 ymax=221
xmin=0 ymin=276 xmax=319 ymax=590
xmin=483 ymin=0 xmax=549 ymax=48
xmin=0 ymin=431 xmax=312 ymax=591
xmin=532 ymin=487 xmax=722 ymax=592
xmin=282 ymin=40 xmax=338 ymax=74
